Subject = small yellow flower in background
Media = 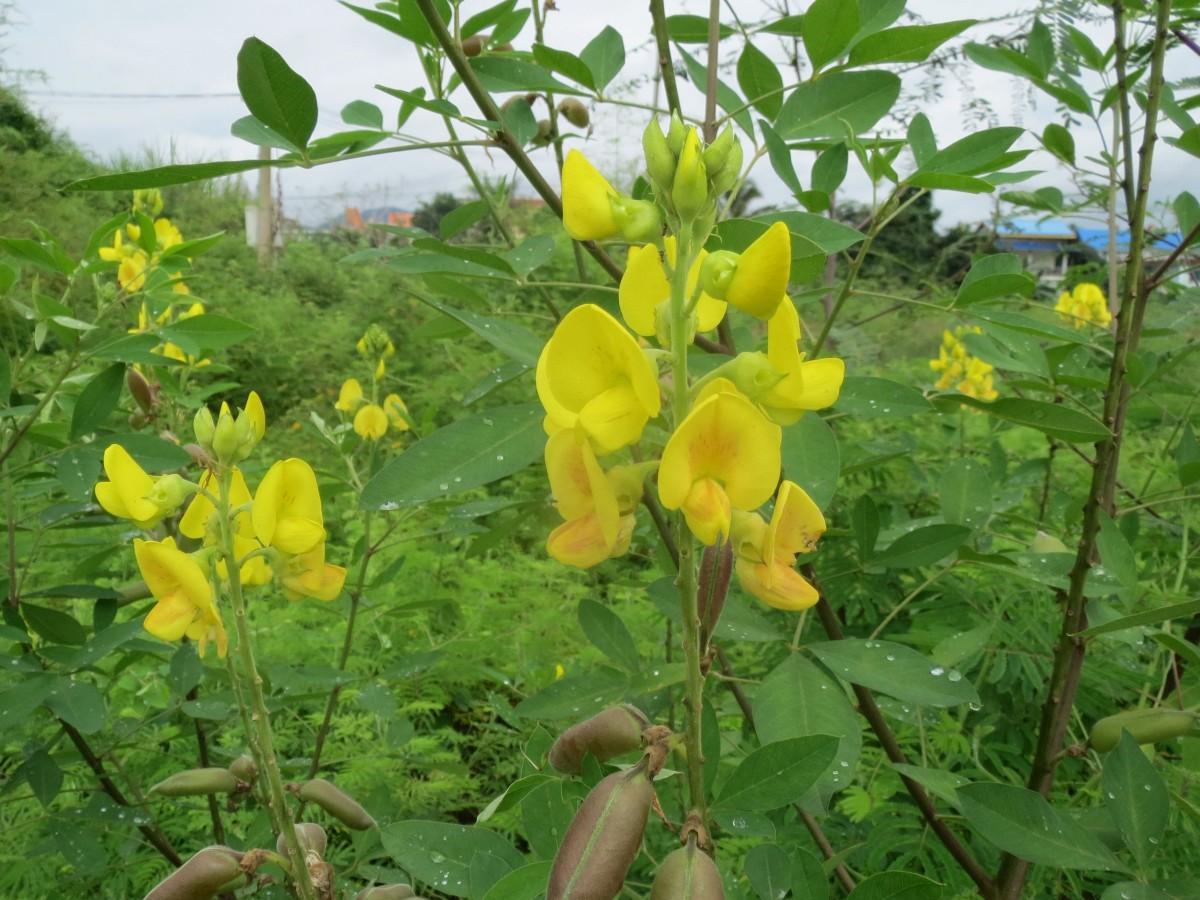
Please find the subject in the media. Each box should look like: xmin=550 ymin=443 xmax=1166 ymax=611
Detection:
xmin=1055 ymin=282 xmax=1112 ymax=329
xmin=356 ymin=324 xmax=396 ymax=380
xmin=384 ymin=393 xmax=410 ymax=432
xmin=536 ymin=304 xmax=662 ymax=455
xmin=760 ymin=298 xmax=844 ymax=424
xmin=154 ymin=217 xmax=183 ymax=251
xmin=563 ymin=149 xmax=621 ymax=241
xmin=94 ymin=444 xmax=194 ymax=528
xmin=700 ymin=221 xmax=791 ymax=320
xmin=135 ymin=537 xmax=227 ymax=658
xmin=253 ymin=458 xmax=327 ymax=556
xmin=619 ymin=238 xmax=726 ymax=343
xmin=336 ymin=378 xmax=364 ymax=412
xmin=658 ymin=387 xmax=782 ymax=545
xmin=354 ymin=404 xmax=388 ymax=440
xmin=731 ymin=480 xmax=825 ymax=610
xmin=554 ymin=663 xmax=566 ymax=680
xmin=930 ymin=326 xmax=998 ymax=402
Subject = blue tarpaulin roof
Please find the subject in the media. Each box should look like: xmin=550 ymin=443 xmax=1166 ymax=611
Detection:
xmin=998 ymin=218 xmax=1076 ymax=238
xmin=998 ymin=218 xmax=1182 ymax=252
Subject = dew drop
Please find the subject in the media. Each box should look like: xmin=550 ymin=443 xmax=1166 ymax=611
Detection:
xmin=930 ymin=666 xmax=945 ymax=677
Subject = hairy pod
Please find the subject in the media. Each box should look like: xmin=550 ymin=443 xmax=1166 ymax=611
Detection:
xmin=150 ymin=767 xmax=238 ymax=797
xmin=697 ymin=542 xmax=733 ymax=650
xmin=127 ymin=369 xmax=155 ymax=413
xmin=557 ymin=98 xmax=590 ymax=129
xmin=354 ymin=887 xmax=417 ymax=900
xmin=547 ymin=766 xmax=654 ymax=900
xmin=228 ymin=753 xmax=258 ymax=784
xmin=1090 ymin=708 xmax=1197 ymax=752
xmin=144 ymin=845 xmax=244 ymax=899
xmin=277 ymin=822 xmax=328 ymax=859
xmin=532 ymin=119 xmax=554 ymax=147
xmin=298 ymin=778 xmax=378 ymax=830
xmin=549 ymin=705 xmax=650 ymax=774
xmin=650 ymin=844 xmax=725 ymax=900
xmin=461 ymin=35 xmax=485 ymax=57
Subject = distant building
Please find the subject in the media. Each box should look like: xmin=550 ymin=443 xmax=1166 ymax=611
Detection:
xmin=342 ymin=206 xmax=415 ymax=231
xmin=996 ymin=218 xmax=1190 ymax=284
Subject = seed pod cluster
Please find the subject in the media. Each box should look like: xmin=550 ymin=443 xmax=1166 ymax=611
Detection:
xmin=1090 ymin=708 xmax=1197 ymax=752
xmin=144 ymin=845 xmax=244 ymax=900
xmin=549 ymin=705 xmax=650 ymax=774
xmin=650 ymin=843 xmax=725 ymax=900
xmin=547 ymin=764 xmax=655 ymax=900
xmin=150 ymin=767 xmax=238 ymax=797
xmin=297 ymin=778 xmax=378 ymax=830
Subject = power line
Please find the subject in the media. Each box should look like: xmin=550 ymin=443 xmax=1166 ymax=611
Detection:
xmin=22 ymin=90 xmax=239 ymax=99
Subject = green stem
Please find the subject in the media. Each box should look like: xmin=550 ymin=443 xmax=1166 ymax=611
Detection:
xmin=216 ymin=468 xmax=316 ymax=900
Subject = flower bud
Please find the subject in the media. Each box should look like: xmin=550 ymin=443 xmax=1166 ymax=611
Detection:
xmin=145 ymin=846 xmax=245 ymax=900
xmin=558 ymin=98 xmax=590 ymax=129
xmin=643 ymin=119 xmax=676 ymax=191
xmin=297 ymin=778 xmax=377 ymax=830
xmin=278 ymin=822 xmax=328 ymax=859
xmin=212 ymin=407 xmax=239 ymax=463
xmin=650 ymin=843 xmax=725 ymax=900
xmin=698 ymin=251 xmax=739 ymax=300
xmin=355 ymin=887 xmax=417 ymax=900
xmin=193 ymin=407 xmax=215 ymax=448
xmin=133 ymin=188 xmax=165 ymax=218
xmin=549 ymin=705 xmax=651 ymax=774
xmin=548 ymin=764 xmax=654 ymax=900
xmin=1090 ymin=709 xmax=1197 ymax=752
xmin=147 ymin=474 xmax=197 ymax=513
xmin=666 ymin=112 xmax=687 ymax=155
xmin=672 ymin=129 xmax=708 ymax=219
xmin=150 ymin=767 xmax=239 ymax=797
xmin=711 ymin=139 xmax=743 ymax=195
xmin=702 ymin=126 xmax=736 ymax=177
xmin=228 ymin=753 xmax=258 ymax=784
xmin=612 ymin=197 xmax=662 ymax=244
xmin=127 ymin=368 xmax=155 ymax=413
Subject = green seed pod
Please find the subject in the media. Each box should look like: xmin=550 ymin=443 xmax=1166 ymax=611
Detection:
xmin=354 ymin=887 xmax=417 ymax=900
xmin=1030 ymin=530 xmax=1070 ymax=554
xmin=228 ymin=753 xmax=258 ymax=784
xmin=277 ymin=822 xmax=328 ymax=859
xmin=298 ymin=778 xmax=378 ymax=830
xmin=1090 ymin=708 xmax=1198 ymax=752
xmin=461 ymin=35 xmax=485 ymax=57
xmin=532 ymin=119 xmax=554 ymax=148
xmin=650 ymin=844 xmax=725 ymax=900
xmin=711 ymin=139 xmax=743 ymax=195
xmin=145 ymin=845 xmax=244 ymax=900
xmin=701 ymin=126 xmax=736 ymax=177
xmin=549 ymin=705 xmax=650 ymax=774
xmin=643 ymin=118 xmax=677 ymax=191
xmin=547 ymin=766 xmax=654 ymax=900
xmin=150 ymin=767 xmax=238 ymax=797
xmin=666 ymin=112 xmax=687 ymax=156
xmin=558 ymin=98 xmax=591 ymax=129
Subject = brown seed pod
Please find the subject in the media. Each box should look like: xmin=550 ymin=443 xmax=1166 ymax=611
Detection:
xmin=127 ymin=368 xmax=156 ymax=413
xmin=547 ymin=765 xmax=654 ymax=900
xmin=150 ymin=767 xmax=239 ymax=797
xmin=227 ymin=753 xmax=258 ymax=784
xmin=354 ymin=886 xmax=417 ymax=900
xmin=1090 ymin=708 xmax=1198 ymax=752
xmin=495 ymin=41 xmax=514 ymax=51
xmin=557 ymin=98 xmax=590 ymax=129
xmin=298 ymin=778 xmax=378 ymax=830
xmin=650 ymin=844 xmax=725 ymax=900
xmin=549 ymin=705 xmax=650 ymax=774
xmin=531 ymin=119 xmax=554 ymax=147
xmin=277 ymin=822 xmax=328 ymax=859
xmin=461 ymin=34 xmax=485 ymax=57
xmin=144 ymin=845 xmax=244 ymax=899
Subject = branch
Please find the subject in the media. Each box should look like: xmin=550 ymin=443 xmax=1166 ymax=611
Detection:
xmin=187 ymin=686 xmax=225 ymax=845
xmin=649 ymin=0 xmax=682 ymax=114
xmin=1144 ymin=221 xmax=1200 ymax=292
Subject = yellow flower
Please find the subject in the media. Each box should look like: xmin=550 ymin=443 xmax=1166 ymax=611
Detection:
xmin=1055 ymin=282 xmax=1111 ymax=329
xmin=618 ymin=238 xmax=726 ymax=343
xmin=544 ymin=429 xmax=624 ymax=568
xmin=154 ymin=217 xmax=183 ymax=251
xmin=731 ymin=481 xmax=824 ymax=610
xmin=658 ymin=387 xmax=782 ymax=545
xmin=535 ymin=304 xmax=661 ymax=454
xmin=279 ymin=544 xmax=346 ymax=602
xmin=562 ymin=149 xmax=620 ymax=241
xmin=930 ymin=326 xmax=998 ymax=401
xmin=134 ymin=537 xmax=227 ymax=658
xmin=99 ymin=229 xmax=133 ymax=263
xmin=384 ymin=393 xmax=410 ymax=432
xmin=117 ymin=252 xmax=148 ymax=292
xmin=95 ymin=444 xmax=188 ymax=529
xmin=701 ymin=222 xmax=791 ymax=319
xmin=252 ymin=458 xmax=327 ymax=556
xmin=133 ymin=188 xmax=164 ymax=218
xmin=554 ymin=663 xmax=566 ymax=680
xmin=354 ymin=404 xmax=388 ymax=440
xmin=759 ymin=298 xmax=844 ymax=424
xmin=336 ymin=378 xmax=364 ymax=412
xmin=179 ymin=469 xmax=272 ymax=587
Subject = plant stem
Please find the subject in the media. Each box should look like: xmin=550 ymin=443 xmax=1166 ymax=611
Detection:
xmin=649 ymin=0 xmax=682 ymax=114
xmin=186 ymin=685 xmax=226 ymax=844
xmin=216 ymin=468 xmax=316 ymax=900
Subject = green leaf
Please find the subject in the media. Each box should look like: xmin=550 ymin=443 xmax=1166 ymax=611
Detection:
xmin=230 ymin=114 xmax=302 ymax=154
xmin=765 ymin=211 xmax=864 ymax=253
xmin=677 ymin=46 xmax=753 ymax=138
xmin=942 ymin=396 xmax=1110 ymax=443
xmin=342 ymin=99 xmax=384 ymax=129
xmin=755 ymin=654 xmax=860 ymax=797
xmin=382 ymin=821 xmax=522 ymax=898
xmin=44 ymin=679 xmax=106 ymax=734
xmin=847 ymin=872 xmax=943 ymax=899
xmin=69 ymin=364 xmax=124 ymax=440
xmin=520 ymin=781 xmax=574 ymax=859
xmin=746 ymin=844 xmax=792 ymax=900
xmin=470 ymin=56 xmax=584 ymax=96
xmin=1079 ymin=599 xmax=1200 ymax=638
xmin=1103 ymin=731 xmax=1168 ymax=867
xmin=440 ymin=200 xmax=491 ymax=240
xmin=476 ymin=774 xmax=555 ymax=824
xmin=1176 ymin=424 xmax=1200 ymax=487
xmin=852 ymin=495 xmax=880 ymax=558
xmin=836 ymin=376 xmax=933 ymax=418
xmin=963 ymin=42 xmax=1044 ymax=80
xmin=531 ymin=44 xmax=596 ymax=90
xmin=1042 ymin=123 xmax=1075 ymax=165
xmin=809 ymin=638 xmax=980 ymax=707
xmin=776 ymin=72 xmax=900 ymax=139
xmin=463 ymin=1 xmax=517 ymax=39
xmin=890 ymin=762 xmax=969 ymax=807
xmin=66 ymin=159 xmax=277 ymax=192
xmin=916 ymin=127 xmax=1024 ymax=175
xmin=716 ymin=736 xmax=839 ymax=811
xmin=109 ymin=433 xmax=191 ymax=471
xmin=19 ymin=750 xmax=62 ymax=806
xmin=960 ymin=326 xmax=1049 ymax=377
xmin=1097 ymin=511 xmax=1136 ymax=589
xmin=503 ymin=235 xmax=555 ymax=277
xmin=803 ymin=0 xmax=859 ymax=71
xmin=958 ymin=782 xmax=1128 ymax=871
xmin=361 ymin=404 xmax=545 ymax=510
xmin=811 ymin=143 xmax=848 ymax=195
xmin=940 ymin=459 xmax=992 ymax=530
xmin=417 ymin=299 xmax=540 ymax=366
xmin=780 ymin=413 xmax=840 ymax=510
xmin=481 ymin=861 xmax=554 ymax=900
xmin=849 ymin=20 xmax=975 ymax=66
xmin=873 ymin=523 xmax=971 ymax=568
xmin=738 ymin=43 xmax=783 ymax=119
xmin=0 ymin=237 xmax=72 ymax=274
xmin=513 ymin=668 xmax=626 ymax=719
xmin=955 ymin=253 xmax=1036 ymax=305
xmin=791 ymin=845 xmax=829 ymax=900
xmin=578 ymin=599 xmax=639 ymax=672
xmin=580 ymin=26 xmax=625 ymax=92
xmin=158 ymin=314 xmax=254 ymax=356
xmin=1027 ymin=19 xmax=1055 ymax=77
xmin=236 ymin=37 xmax=318 ymax=150
xmin=666 ymin=14 xmax=734 ymax=43
xmin=760 ymin=15 xmax=805 ymax=38
xmin=340 ymin=1 xmax=439 ymax=47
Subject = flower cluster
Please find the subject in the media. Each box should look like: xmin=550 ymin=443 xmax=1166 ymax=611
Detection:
xmin=95 ymin=391 xmax=346 ymax=657
xmin=540 ymin=117 xmax=845 ymax=611
xmin=100 ymin=189 xmax=188 ymax=294
xmin=1055 ymin=282 xmax=1112 ymax=329
xmin=335 ymin=325 xmax=411 ymax=442
xmin=930 ymin=326 xmax=998 ymax=401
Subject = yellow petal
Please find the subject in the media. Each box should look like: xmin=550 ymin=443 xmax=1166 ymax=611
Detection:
xmin=100 ymin=443 xmax=159 ymax=526
xmin=144 ymin=592 xmax=196 ymax=641
xmin=253 ymin=458 xmax=325 ymax=553
xmin=335 ymin=378 xmax=364 ymax=412
xmin=281 ymin=547 xmax=346 ymax=601
xmin=354 ymin=404 xmax=388 ymax=440
xmin=244 ymin=391 xmax=266 ymax=440
xmin=562 ymin=150 xmax=620 ymax=241
xmin=726 ymin=221 xmax=790 ymax=319
xmin=178 ymin=470 xmax=217 ymax=539
xmin=767 ymin=481 xmax=825 ymax=561
xmin=94 ymin=481 xmax=130 ymax=519
xmin=736 ymin=558 xmax=818 ymax=610
xmin=134 ymin=538 xmax=216 ymax=621
xmin=681 ymin=477 xmax=732 ymax=545
xmin=547 ymin=512 xmax=614 ymax=568
xmin=384 ymin=393 xmax=410 ymax=431
xmin=618 ymin=244 xmax=668 ymax=337
xmin=545 ymin=430 xmax=620 ymax=545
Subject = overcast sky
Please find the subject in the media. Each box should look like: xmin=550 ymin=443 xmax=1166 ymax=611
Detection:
xmin=3 ymin=1 xmax=1194 ymax=230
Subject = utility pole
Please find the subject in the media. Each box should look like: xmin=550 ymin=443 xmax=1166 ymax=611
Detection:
xmin=256 ymin=146 xmax=273 ymax=267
